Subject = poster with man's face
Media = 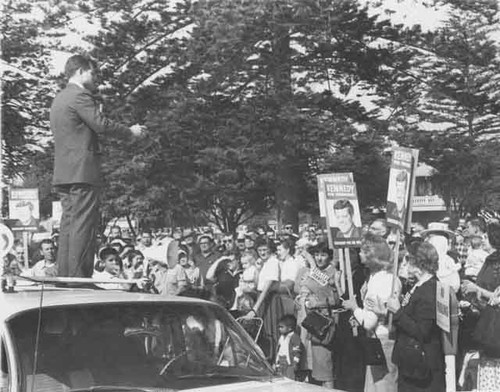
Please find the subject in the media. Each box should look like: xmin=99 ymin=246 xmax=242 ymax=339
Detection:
xmin=386 ymin=147 xmax=418 ymax=231
xmin=8 ymin=188 xmax=40 ymax=231
xmin=324 ymin=182 xmax=362 ymax=248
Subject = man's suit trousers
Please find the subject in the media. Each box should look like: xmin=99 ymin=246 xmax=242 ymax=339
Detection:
xmin=56 ymin=184 xmax=100 ymax=277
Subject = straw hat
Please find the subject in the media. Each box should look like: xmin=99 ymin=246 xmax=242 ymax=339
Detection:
xmin=420 ymin=222 xmax=455 ymax=239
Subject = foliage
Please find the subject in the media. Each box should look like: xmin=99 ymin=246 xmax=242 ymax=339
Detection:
xmin=1 ymin=0 xmax=55 ymax=179
xmin=3 ymin=0 xmax=500 ymax=228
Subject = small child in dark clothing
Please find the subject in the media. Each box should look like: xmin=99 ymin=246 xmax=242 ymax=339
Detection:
xmin=275 ymin=314 xmax=304 ymax=380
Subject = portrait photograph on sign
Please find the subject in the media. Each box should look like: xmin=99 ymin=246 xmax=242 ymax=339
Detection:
xmin=386 ymin=168 xmax=410 ymax=227
xmin=7 ymin=188 xmax=40 ymax=231
xmin=386 ymin=147 xmax=417 ymax=231
xmin=324 ymin=181 xmax=362 ymax=247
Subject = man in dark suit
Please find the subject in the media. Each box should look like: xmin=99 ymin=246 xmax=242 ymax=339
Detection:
xmin=50 ymin=55 xmax=142 ymax=277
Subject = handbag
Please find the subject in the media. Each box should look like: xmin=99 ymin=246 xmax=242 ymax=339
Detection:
xmin=301 ymin=310 xmax=333 ymax=341
xmin=473 ymin=304 xmax=500 ymax=357
xmin=301 ymin=298 xmax=336 ymax=347
xmin=395 ymin=336 xmax=430 ymax=380
xmin=358 ymin=333 xmax=386 ymax=367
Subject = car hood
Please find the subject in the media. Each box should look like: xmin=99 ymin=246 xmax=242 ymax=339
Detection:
xmin=185 ymin=378 xmax=343 ymax=391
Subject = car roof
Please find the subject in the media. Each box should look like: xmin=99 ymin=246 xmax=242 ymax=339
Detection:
xmin=0 ymin=286 xmax=213 ymax=323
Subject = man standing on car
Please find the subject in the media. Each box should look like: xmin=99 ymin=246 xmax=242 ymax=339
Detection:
xmin=51 ymin=54 xmax=142 ymax=277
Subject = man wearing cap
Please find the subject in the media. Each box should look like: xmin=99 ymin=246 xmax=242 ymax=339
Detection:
xmin=193 ymin=234 xmax=221 ymax=282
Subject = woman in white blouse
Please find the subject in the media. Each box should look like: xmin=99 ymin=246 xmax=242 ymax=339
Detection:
xmin=343 ymin=233 xmax=402 ymax=392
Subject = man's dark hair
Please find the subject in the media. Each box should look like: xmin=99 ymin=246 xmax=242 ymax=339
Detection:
xmin=99 ymin=247 xmax=119 ymax=261
xmin=333 ymin=199 xmax=354 ymax=216
xmin=396 ymin=170 xmax=408 ymax=183
xmin=64 ymin=55 xmax=97 ymax=78
xmin=39 ymin=239 xmax=54 ymax=248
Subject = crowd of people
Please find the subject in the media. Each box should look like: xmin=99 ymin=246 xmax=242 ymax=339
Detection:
xmin=3 ymin=216 xmax=500 ymax=392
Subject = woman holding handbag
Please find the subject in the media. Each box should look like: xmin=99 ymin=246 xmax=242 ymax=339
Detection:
xmin=342 ymin=233 xmax=401 ymax=392
xmin=294 ymin=242 xmax=342 ymax=388
xmin=387 ymin=242 xmax=445 ymax=392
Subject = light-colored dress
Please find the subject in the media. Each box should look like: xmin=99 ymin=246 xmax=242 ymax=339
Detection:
xmin=353 ymin=270 xmax=401 ymax=392
xmin=295 ymin=264 xmax=339 ymax=382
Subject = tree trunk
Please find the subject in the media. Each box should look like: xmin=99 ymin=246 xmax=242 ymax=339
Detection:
xmin=276 ymin=161 xmax=301 ymax=232
xmin=271 ymin=14 xmax=300 ymax=232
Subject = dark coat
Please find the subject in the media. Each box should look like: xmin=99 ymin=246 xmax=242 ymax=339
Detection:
xmin=50 ymin=84 xmax=129 ymax=186
xmin=392 ymin=275 xmax=445 ymax=392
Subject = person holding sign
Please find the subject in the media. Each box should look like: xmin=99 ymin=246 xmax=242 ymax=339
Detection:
xmin=387 ymin=242 xmax=445 ymax=392
xmin=342 ymin=234 xmax=401 ymax=392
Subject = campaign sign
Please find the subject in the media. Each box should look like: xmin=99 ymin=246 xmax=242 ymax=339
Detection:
xmin=386 ymin=147 xmax=418 ymax=231
xmin=325 ymin=182 xmax=362 ymax=248
xmin=436 ymin=281 xmax=451 ymax=333
xmin=317 ymin=173 xmax=354 ymax=217
xmin=8 ymin=188 xmax=40 ymax=232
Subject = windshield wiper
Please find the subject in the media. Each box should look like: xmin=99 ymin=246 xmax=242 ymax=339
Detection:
xmin=177 ymin=372 xmax=272 ymax=381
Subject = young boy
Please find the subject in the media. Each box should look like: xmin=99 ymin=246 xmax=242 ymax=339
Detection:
xmin=275 ymin=314 xmax=304 ymax=380
xmin=93 ymin=247 xmax=128 ymax=290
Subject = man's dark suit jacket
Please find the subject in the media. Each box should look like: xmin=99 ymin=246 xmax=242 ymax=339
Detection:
xmin=50 ymin=83 xmax=129 ymax=186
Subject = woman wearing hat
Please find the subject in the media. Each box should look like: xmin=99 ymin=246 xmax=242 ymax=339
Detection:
xmin=421 ymin=222 xmax=461 ymax=293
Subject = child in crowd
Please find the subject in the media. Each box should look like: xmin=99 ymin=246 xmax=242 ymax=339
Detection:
xmin=93 ymin=247 xmax=130 ymax=290
xmin=464 ymin=235 xmax=489 ymax=280
xmin=150 ymin=251 xmax=188 ymax=296
xmin=179 ymin=249 xmax=203 ymax=288
xmin=275 ymin=314 xmax=304 ymax=380
xmin=237 ymin=254 xmax=259 ymax=295
xmin=123 ymin=250 xmax=145 ymax=278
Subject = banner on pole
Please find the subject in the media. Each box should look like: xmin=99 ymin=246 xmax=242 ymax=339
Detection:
xmin=317 ymin=173 xmax=354 ymax=217
xmin=325 ymin=181 xmax=362 ymax=247
xmin=8 ymin=188 xmax=40 ymax=232
xmin=386 ymin=147 xmax=419 ymax=232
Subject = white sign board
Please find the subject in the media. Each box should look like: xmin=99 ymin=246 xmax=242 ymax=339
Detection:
xmin=8 ymin=188 xmax=40 ymax=231
xmin=436 ymin=280 xmax=451 ymax=333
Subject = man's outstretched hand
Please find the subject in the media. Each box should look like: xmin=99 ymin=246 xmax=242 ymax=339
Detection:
xmin=130 ymin=124 xmax=146 ymax=137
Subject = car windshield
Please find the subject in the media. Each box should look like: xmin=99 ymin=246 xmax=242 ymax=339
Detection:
xmin=8 ymin=302 xmax=273 ymax=391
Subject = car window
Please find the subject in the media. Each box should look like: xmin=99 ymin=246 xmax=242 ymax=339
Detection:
xmin=8 ymin=302 xmax=272 ymax=391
